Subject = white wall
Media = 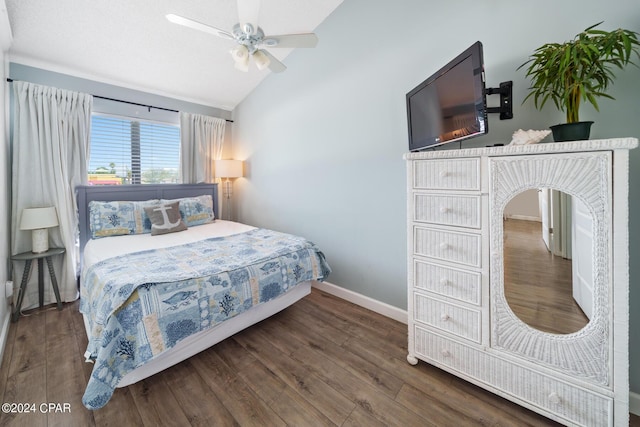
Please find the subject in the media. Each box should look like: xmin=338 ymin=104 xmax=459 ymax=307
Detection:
xmin=232 ymin=0 xmax=640 ymax=393
xmin=504 ymin=189 xmax=540 ymax=221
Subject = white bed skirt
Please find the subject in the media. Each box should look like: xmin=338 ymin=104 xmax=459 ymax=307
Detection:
xmin=82 ymin=281 xmax=312 ymax=387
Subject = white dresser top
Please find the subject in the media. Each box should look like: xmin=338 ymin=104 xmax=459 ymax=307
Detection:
xmin=404 ymin=137 xmax=638 ymax=160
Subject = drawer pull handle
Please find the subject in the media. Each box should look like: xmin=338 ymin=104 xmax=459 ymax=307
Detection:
xmin=439 ymin=171 xmax=449 ymax=178
xmin=439 ymin=206 xmax=449 ymax=214
xmin=441 ymin=313 xmax=450 ymax=321
xmin=440 ymin=278 xmax=449 ymax=286
xmin=441 ymin=349 xmax=451 ymax=357
xmin=440 ymin=243 xmax=450 ymax=250
xmin=548 ymin=392 xmax=561 ymax=405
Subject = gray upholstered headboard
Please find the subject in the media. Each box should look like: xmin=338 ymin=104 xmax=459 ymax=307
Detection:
xmin=76 ymin=183 xmax=219 ymax=260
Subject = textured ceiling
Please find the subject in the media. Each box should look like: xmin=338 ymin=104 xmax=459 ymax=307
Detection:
xmin=4 ymin=0 xmax=343 ymax=110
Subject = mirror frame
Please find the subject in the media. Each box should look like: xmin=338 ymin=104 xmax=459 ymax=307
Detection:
xmin=489 ymin=152 xmax=612 ymax=386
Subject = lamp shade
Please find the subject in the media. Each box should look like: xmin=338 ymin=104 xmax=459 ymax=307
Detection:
xmin=20 ymin=207 xmax=59 ymax=230
xmin=253 ymin=50 xmax=271 ymax=71
xmin=214 ymin=160 xmax=243 ymax=178
xmin=230 ymin=45 xmax=250 ymax=72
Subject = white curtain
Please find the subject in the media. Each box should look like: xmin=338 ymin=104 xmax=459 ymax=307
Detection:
xmin=11 ymin=81 xmax=92 ymax=308
xmin=179 ymin=112 xmax=226 ymax=183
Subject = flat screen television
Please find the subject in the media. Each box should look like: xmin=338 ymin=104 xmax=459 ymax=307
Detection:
xmin=407 ymin=41 xmax=487 ymax=151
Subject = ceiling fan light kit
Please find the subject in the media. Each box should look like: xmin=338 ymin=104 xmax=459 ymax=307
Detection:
xmin=229 ymin=23 xmax=270 ymax=72
xmin=166 ymin=0 xmax=318 ymax=73
xmin=252 ymin=50 xmax=271 ymax=71
xmin=230 ymin=45 xmax=250 ymax=71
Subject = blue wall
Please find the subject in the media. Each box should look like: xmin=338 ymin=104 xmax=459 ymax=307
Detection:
xmin=232 ymin=0 xmax=640 ymax=394
xmin=8 ymin=63 xmax=232 ymax=122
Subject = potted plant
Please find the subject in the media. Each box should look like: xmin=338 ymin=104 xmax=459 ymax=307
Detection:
xmin=518 ymin=22 xmax=640 ymax=141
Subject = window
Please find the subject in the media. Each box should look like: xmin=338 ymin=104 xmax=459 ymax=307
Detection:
xmin=89 ymin=114 xmax=180 ymax=185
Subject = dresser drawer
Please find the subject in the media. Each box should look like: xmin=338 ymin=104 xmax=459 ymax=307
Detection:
xmin=414 ymin=226 xmax=481 ymax=268
xmin=413 ymin=327 xmax=612 ymax=427
xmin=412 ymin=158 xmax=480 ymax=191
xmin=414 ymin=293 xmax=481 ymax=343
xmin=414 ymin=193 xmax=481 ymax=228
xmin=414 ymin=260 xmax=481 ymax=305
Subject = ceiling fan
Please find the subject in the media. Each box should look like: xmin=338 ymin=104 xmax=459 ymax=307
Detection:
xmin=166 ymin=0 xmax=318 ymax=73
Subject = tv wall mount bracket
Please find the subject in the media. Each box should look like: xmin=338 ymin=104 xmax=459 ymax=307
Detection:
xmin=485 ymin=81 xmax=513 ymax=120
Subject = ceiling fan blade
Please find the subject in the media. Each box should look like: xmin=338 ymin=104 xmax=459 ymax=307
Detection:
xmin=259 ymin=49 xmax=287 ymax=73
xmin=237 ymin=0 xmax=261 ymax=35
xmin=262 ymin=33 xmax=319 ymax=48
xmin=166 ymin=14 xmax=233 ymax=39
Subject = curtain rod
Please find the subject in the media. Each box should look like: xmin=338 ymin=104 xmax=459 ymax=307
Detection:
xmin=6 ymin=78 xmax=233 ymax=123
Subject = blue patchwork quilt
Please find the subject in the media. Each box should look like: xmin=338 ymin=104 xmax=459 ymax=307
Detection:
xmin=80 ymin=228 xmax=330 ymax=410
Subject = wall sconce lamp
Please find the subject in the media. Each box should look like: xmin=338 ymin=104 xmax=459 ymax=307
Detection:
xmin=20 ymin=207 xmax=59 ymax=253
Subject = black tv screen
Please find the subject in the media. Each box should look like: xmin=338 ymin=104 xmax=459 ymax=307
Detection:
xmin=407 ymin=41 xmax=487 ymax=151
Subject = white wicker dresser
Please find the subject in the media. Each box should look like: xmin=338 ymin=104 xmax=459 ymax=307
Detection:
xmin=405 ymin=138 xmax=637 ymax=426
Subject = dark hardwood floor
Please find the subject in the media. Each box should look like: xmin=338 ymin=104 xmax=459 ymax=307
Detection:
xmin=503 ymin=218 xmax=589 ymax=335
xmin=1 ymin=288 xmax=637 ymax=426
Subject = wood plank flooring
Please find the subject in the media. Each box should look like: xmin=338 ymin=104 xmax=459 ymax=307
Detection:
xmin=503 ymin=218 xmax=589 ymax=334
xmin=1 ymin=288 xmax=638 ymax=426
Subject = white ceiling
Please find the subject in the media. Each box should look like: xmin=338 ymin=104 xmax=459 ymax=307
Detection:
xmin=4 ymin=0 xmax=343 ymax=110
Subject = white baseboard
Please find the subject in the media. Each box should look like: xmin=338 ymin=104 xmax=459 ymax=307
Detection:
xmin=630 ymin=391 xmax=640 ymax=416
xmin=311 ymin=281 xmax=408 ymax=324
xmin=504 ymin=214 xmax=541 ymax=222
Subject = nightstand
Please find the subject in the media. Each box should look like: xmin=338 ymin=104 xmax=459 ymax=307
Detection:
xmin=11 ymin=247 xmax=65 ymax=322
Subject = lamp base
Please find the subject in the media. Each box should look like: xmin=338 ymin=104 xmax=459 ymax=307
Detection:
xmin=223 ymin=179 xmax=233 ymax=199
xmin=32 ymin=228 xmax=50 ymax=253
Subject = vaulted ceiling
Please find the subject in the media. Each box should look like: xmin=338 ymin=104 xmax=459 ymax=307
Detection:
xmin=4 ymin=0 xmax=343 ymax=110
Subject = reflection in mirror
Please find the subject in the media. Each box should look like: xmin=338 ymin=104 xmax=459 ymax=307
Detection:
xmin=503 ymin=188 xmax=590 ymax=334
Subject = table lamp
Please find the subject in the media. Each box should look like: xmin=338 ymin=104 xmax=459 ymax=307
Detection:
xmin=20 ymin=207 xmax=59 ymax=253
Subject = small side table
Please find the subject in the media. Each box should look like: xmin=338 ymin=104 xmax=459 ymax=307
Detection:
xmin=11 ymin=247 xmax=65 ymax=322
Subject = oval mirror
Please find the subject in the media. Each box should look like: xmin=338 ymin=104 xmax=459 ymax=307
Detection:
xmin=503 ymin=188 xmax=590 ymax=334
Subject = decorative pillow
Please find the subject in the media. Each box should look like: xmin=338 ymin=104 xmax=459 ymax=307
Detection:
xmin=143 ymin=202 xmax=188 ymax=236
xmin=161 ymin=195 xmax=215 ymax=226
xmin=89 ymin=199 xmax=160 ymax=239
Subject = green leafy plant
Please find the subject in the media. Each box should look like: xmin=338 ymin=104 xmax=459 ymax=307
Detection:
xmin=518 ymin=22 xmax=640 ymax=123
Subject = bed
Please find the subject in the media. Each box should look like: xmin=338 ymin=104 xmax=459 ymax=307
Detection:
xmin=76 ymin=183 xmax=330 ymax=410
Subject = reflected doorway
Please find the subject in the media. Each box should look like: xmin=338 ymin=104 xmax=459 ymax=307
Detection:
xmin=503 ymin=190 xmax=589 ymax=335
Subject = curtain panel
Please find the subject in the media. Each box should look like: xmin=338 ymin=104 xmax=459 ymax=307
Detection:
xmin=11 ymin=81 xmax=92 ymax=308
xmin=179 ymin=112 xmax=226 ymax=183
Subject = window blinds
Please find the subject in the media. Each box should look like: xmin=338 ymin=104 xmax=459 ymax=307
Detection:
xmin=89 ymin=114 xmax=181 ymax=185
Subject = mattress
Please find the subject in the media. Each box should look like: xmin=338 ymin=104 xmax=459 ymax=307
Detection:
xmin=80 ymin=220 xmax=329 ymax=409
xmin=83 ymin=219 xmax=256 ymax=265
xmin=82 ymin=281 xmax=311 ymax=387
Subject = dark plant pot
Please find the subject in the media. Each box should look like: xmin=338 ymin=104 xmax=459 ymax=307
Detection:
xmin=550 ymin=121 xmax=594 ymax=142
